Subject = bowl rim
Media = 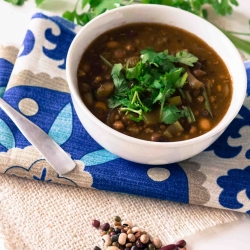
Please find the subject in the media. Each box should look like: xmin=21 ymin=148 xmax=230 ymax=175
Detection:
xmin=66 ymin=4 xmax=247 ymax=148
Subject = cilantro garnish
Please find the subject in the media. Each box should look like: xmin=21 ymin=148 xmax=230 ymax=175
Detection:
xmin=108 ymin=48 xmax=199 ymax=125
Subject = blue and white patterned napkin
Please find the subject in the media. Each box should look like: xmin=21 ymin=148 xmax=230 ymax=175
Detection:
xmin=0 ymin=13 xmax=250 ymax=213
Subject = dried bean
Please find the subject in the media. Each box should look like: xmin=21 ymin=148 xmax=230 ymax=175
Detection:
xmin=92 ymin=220 xmax=100 ymax=228
xmin=136 ymin=239 xmax=143 ymax=248
xmin=131 ymin=247 xmax=138 ymax=250
xmin=118 ymin=232 xmax=127 ymax=245
xmin=112 ymin=242 xmax=119 ymax=247
xmin=140 ymin=234 xmax=149 ymax=244
xmin=161 ymin=244 xmax=178 ymax=250
xmin=102 ymin=234 xmax=111 ymax=246
xmin=94 ymin=246 xmax=101 ymax=250
xmin=114 ymin=216 xmax=121 ymax=222
xmin=176 ymin=239 xmax=186 ymax=248
xmin=128 ymin=233 xmax=136 ymax=243
xmin=148 ymin=243 xmax=156 ymax=250
xmin=108 ymin=227 xmax=114 ymax=233
xmin=111 ymin=235 xmax=119 ymax=242
xmin=101 ymin=223 xmax=110 ymax=231
xmin=122 ymin=221 xmax=133 ymax=227
xmin=114 ymin=227 xmax=121 ymax=234
xmin=107 ymin=247 xmax=119 ymax=250
xmin=152 ymin=237 xmax=162 ymax=248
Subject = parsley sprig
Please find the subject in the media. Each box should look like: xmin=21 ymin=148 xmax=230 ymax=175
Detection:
xmin=108 ymin=48 xmax=198 ymax=125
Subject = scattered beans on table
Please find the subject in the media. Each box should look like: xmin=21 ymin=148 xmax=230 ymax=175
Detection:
xmin=92 ymin=216 xmax=187 ymax=250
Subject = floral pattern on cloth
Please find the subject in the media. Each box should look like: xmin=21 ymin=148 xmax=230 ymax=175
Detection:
xmin=0 ymin=13 xmax=250 ymax=213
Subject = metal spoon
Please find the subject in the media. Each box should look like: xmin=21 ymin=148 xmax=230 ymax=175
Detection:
xmin=0 ymin=98 xmax=76 ymax=175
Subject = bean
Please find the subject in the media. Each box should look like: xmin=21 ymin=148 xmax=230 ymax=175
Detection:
xmin=131 ymin=247 xmax=138 ymax=250
xmin=118 ymin=233 xmax=127 ymax=245
xmin=96 ymin=82 xmax=114 ymax=98
xmin=122 ymin=221 xmax=133 ymax=227
xmin=114 ymin=48 xmax=125 ymax=58
xmin=92 ymin=219 xmax=100 ymax=228
xmin=114 ymin=221 xmax=121 ymax=226
xmin=198 ymin=118 xmax=211 ymax=131
xmin=94 ymin=246 xmax=101 ymax=250
xmin=201 ymin=110 xmax=209 ymax=117
xmin=108 ymin=227 xmax=114 ymax=233
xmin=189 ymin=126 xmax=197 ymax=134
xmin=132 ymin=227 xmax=141 ymax=233
xmin=82 ymin=63 xmax=90 ymax=72
xmin=95 ymin=76 xmax=102 ymax=83
xmin=125 ymin=44 xmax=135 ymax=51
xmin=127 ymin=56 xmax=140 ymax=67
xmin=126 ymin=243 xmax=133 ymax=247
xmin=101 ymin=223 xmax=110 ymax=231
xmin=114 ymin=216 xmax=121 ymax=222
xmin=140 ymin=234 xmax=149 ymax=244
xmin=112 ymin=242 xmax=119 ymax=247
xmin=80 ymin=83 xmax=94 ymax=107
xmin=148 ymin=243 xmax=156 ymax=250
xmin=152 ymin=237 xmax=162 ymax=248
xmin=107 ymin=41 xmax=120 ymax=48
xmin=114 ymin=227 xmax=121 ymax=234
xmin=107 ymin=247 xmax=119 ymax=250
xmin=102 ymin=234 xmax=111 ymax=246
xmin=77 ymin=69 xmax=86 ymax=76
xmin=176 ymin=239 xmax=186 ymax=248
xmin=126 ymin=126 xmax=140 ymax=134
xmin=151 ymin=133 xmax=168 ymax=142
xmin=111 ymin=235 xmax=119 ymax=242
xmin=113 ymin=120 xmax=124 ymax=130
xmin=161 ymin=244 xmax=178 ymax=250
xmin=193 ymin=69 xmax=206 ymax=77
xmin=127 ymin=233 xmax=136 ymax=243
xmin=197 ymin=95 xmax=204 ymax=102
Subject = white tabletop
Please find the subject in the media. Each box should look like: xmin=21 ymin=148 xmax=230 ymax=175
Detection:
xmin=0 ymin=0 xmax=249 ymax=249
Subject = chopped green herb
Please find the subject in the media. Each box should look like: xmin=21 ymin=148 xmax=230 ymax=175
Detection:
xmin=108 ymin=48 xmax=199 ymax=125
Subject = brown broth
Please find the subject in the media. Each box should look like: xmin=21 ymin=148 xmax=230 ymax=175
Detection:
xmin=77 ymin=23 xmax=232 ymax=142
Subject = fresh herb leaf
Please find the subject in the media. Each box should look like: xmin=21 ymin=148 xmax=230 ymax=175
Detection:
xmin=126 ymin=61 xmax=142 ymax=80
xmin=91 ymin=0 xmax=123 ymax=16
xmin=161 ymin=104 xmax=186 ymax=124
xmin=4 ymin=0 xmax=27 ymax=5
xmin=108 ymin=48 xmax=193 ymax=125
xmin=62 ymin=10 xmax=76 ymax=22
xmin=175 ymin=50 xmax=198 ymax=66
xmin=35 ymin=0 xmax=44 ymax=6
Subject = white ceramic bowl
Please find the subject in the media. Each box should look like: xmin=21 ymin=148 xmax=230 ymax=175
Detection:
xmin=66 ymin=4 xmax=247 ymax=165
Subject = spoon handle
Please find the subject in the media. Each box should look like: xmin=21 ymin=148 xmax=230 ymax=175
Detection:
xmin=0 ymin=98 xmax=76 ymax=175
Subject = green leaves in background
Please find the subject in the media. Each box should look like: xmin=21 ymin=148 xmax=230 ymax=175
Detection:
xmin=4 ymin=0 xmax=250 ymax=55
xmin=4 ymin=0 xmax=26 ymax=5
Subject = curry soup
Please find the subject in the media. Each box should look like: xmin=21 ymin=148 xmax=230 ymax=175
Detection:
xmin=77 ymin=23 xmax=232 ymax=142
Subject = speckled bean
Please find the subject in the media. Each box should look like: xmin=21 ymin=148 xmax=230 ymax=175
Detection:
xmin=102 ymin=234 xmax=111 ymax=246
xmin=127 ymin=233 xmax=136 ymax=243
